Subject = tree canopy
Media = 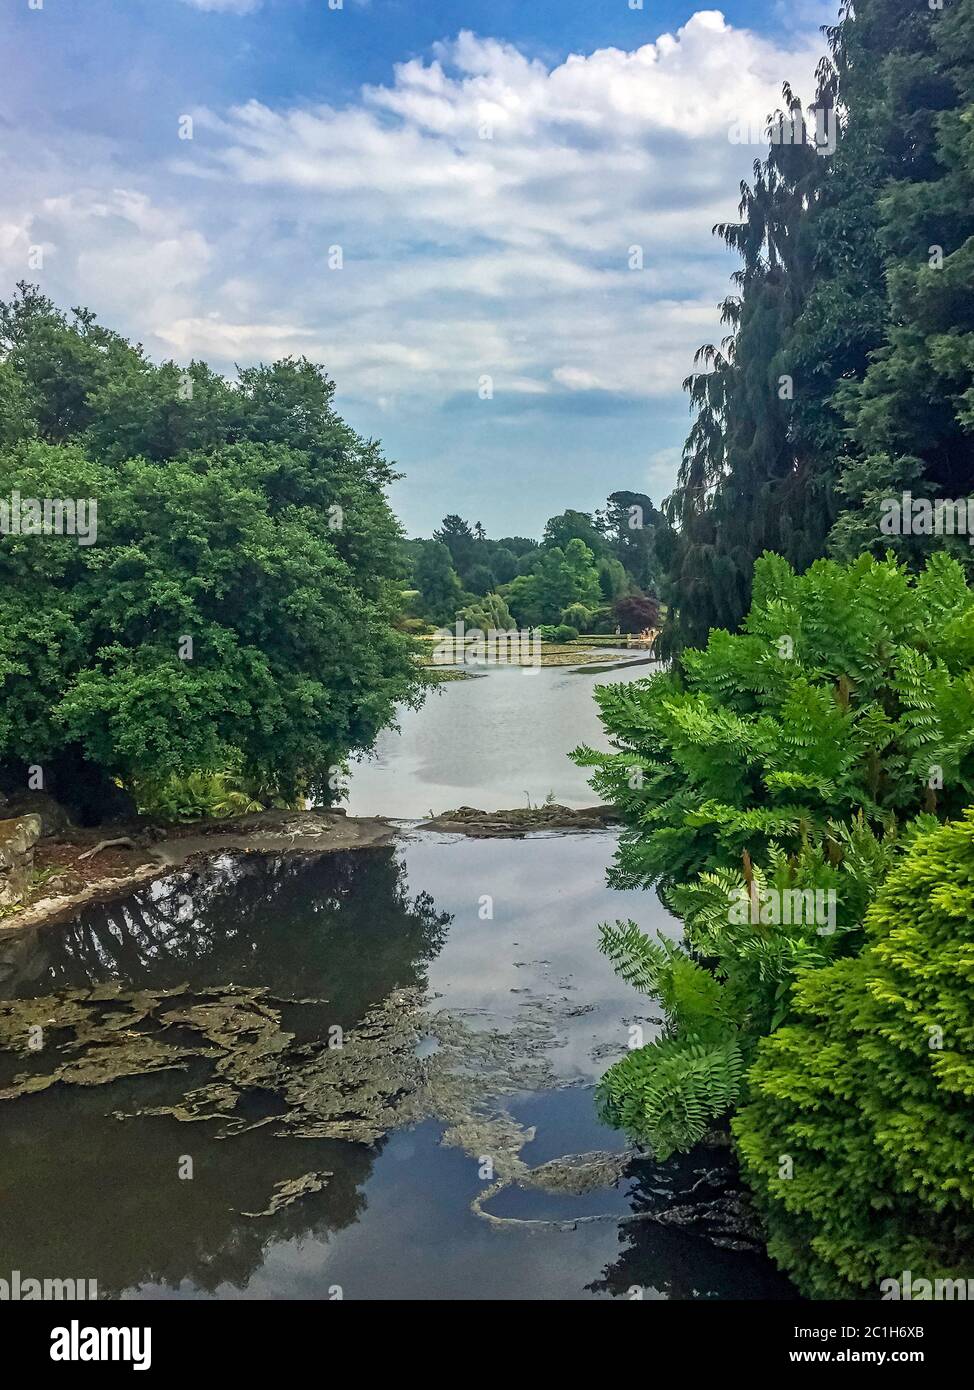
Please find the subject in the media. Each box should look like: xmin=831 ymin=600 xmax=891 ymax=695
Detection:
xmin=0 ymin=285 xmax=422 ymax=820
xmin=660 ymin=0 xmax=974 ymax=654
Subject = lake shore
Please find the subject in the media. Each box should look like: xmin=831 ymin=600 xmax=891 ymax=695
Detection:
xmin=2 ymin=802 xmax=622 ymax=935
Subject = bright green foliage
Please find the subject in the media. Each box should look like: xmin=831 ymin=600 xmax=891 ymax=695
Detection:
xmin=599 ymin=1031 xmax=746 ymax=1162
xmin=595 ymin=814 xmax=913 ymax=1156
xmin=403 ymin=494 xmax=663 ymax=630
xmin=133 ymin=771 xmax=268 ymax=823
xmin=596 ymin=923 xmax=744 ymax=1158
xmin=734 ymin=812 xmax=974 ymax=1297
xmin=457 ymin=591 xmax=516 ymax=632
xmin=0 ymin=287 xmax=423 ymax=818
xmin=561 ymin=602 xmax=594 ymax=632
xmin=574 ymin=552 xmax=974 ymax=893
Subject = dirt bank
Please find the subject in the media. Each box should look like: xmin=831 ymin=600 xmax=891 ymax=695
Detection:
xmin=3 ymin=802 xmax=619 ymax=934
xmin=5 ymin=809 xmax=398 ymax=935
xmin=419 ymin=804 xmax=619 ymax=836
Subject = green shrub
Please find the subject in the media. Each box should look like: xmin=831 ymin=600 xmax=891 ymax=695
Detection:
xmin=133 ymin=770 xmax=289 ymax=823
xmin=573 ymin=551 xmax=974 ymax=894
xmin=561 ymin=603 xmax=593 ymax=632
xmin=595 ymin=814 xmax=923 ymax=1156
xmin=734 ymin=812 xmax=974 ymax=1297
xmin=537 ymin=623 xmax=580 ymax=643
xmin=0 ymin=287 xmax=423 ymax=817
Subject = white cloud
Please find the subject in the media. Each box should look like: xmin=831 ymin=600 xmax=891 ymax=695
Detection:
xmin=3 ymin=14 xmax=823 ymax=417
xmin=178 ymin=0 xmax=262 ymax=14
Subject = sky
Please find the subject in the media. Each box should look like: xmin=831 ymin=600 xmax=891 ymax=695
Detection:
xmin=0 ymin=0 xmax=836 ymax=537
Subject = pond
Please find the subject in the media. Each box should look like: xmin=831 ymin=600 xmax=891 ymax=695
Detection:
xmin=0 ymin=660 xmax=797 ymax=1300
xmin=343 ymin=653 xmax=655 ymax=817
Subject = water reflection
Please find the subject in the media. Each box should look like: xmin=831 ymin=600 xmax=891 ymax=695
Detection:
xmin=344 ymin=659 xmax=657 ymax=817
xmin=0 ymin=836 xmax=796 ymax=1300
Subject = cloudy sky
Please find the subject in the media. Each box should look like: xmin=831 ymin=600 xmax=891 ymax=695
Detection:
xmin=0 ymin=0 xmax=833 ymax=535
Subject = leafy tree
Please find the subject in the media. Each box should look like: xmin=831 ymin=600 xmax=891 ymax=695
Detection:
xmin=464 ymin=563 xmax=495 ymax=597
xmin=613 ymin=593 xmax=660 ymax=633
xmin=494 ymin=536 xmax=538 ymax=559
xmin=505 ymin=539 xmax=602 ymax=626
xmin=542 ymin=508 xmax=608 ymax=557
xmin=458 ymin=592 xmax=515 ymax=632
xmin=600 ymin=490 xmax=666 ymax=591
xmin=596 ymin=555 xmax=629 ymax=602
xmin=414 ymin=540 xmax=466 ymax=625
xmin=660 ymin=0 xmax=971 ymax=653
xmin=735 ymin=811 xmax=974 ymax=1297
xmin=433 ymin=513 xmax=476 ymax=576
xmin=0 ymin=288 xmax=422 ymax=821
xmin=561 ymin=602 xmax=594 ymax=632
xmin=488 ymin=546 xmax=518 ymax=585
xmin=829 ymin=0 xmax=974 ymax=564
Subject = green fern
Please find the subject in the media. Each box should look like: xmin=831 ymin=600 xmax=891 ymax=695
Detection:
xmin=597 ymin=1034 xmax=745 ymax=1158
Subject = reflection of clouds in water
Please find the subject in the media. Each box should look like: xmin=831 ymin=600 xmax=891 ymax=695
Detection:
xmin=0 ymin=830 xmax=794 ymax=1300
xmin=345 ymin=660 xmax=656 ymax=817
xmin=404 ymin=832 xmax=677 ymax=1082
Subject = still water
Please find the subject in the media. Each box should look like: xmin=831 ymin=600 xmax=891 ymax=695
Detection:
xmin=0 ymin=660 xmax=797 ymax=1300
xmin=344 ymin=655 xmax=655 ymax=817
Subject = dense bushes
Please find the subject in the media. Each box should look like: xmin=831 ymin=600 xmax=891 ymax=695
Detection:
xmin=734 ymin=813 xmax=974 ymax=1298
xmin=594 ymin=815 xmax=923 ymax=1158
xmin=574 ymin=551 xmax=974 ymax=892
xmin=581 ymin=551 xmax=974 ymax=1294
xmin=0 ymin=286 xmax=423 ymax=819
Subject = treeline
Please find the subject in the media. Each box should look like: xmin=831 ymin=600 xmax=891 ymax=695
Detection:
xmin=402 ymin=494 xmax=664 ymax=640
xmin=579 ymin=0 xmax=974 ymax=1298
xmin=659 ymin=0 xmax=974 ymax=654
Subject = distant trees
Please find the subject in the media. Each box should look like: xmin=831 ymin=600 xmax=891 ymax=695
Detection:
xmin=458 ymin=592 xmax=515 ymax=633
xmin=612 ymin=594 xmax=659 ymax=633
xmin=504 ymin=539 xmax=602 ymax=627
xmin=600 ymin=491 xmax=665 ymax=593
xmin=413 ymin=541 xmax=466 ymax=625
xmin=433 ymin=513 xmax=477 ymax=576
xmin=405 ymin=494 xmax=664 ymax=633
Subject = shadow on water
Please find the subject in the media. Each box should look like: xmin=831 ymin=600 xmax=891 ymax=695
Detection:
xmin=0 ymin=836 xmax=797 ymax=1300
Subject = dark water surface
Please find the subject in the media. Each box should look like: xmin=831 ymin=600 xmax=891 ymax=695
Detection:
xmin=0 ymin=833 xmax=796 ymax=1300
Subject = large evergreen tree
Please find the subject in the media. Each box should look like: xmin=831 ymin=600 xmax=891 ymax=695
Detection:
xmin=662 ymin=0 xmax=973 ymax=653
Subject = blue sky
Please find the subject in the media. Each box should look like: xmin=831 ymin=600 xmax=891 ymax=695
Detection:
xmin=0 ymin=0 xmax=835 ymax=536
